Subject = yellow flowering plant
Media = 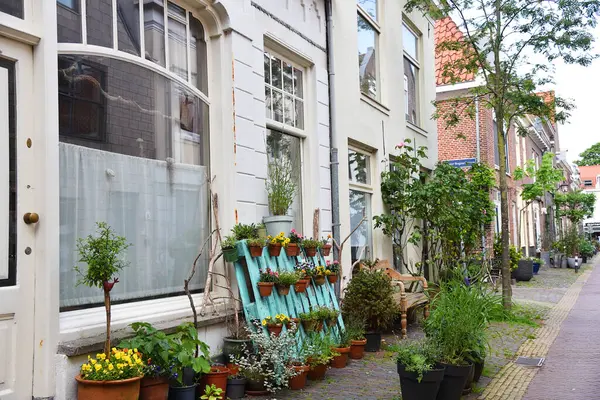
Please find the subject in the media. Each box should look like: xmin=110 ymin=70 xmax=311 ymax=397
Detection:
xmin=314 ymin=265 xmax=327 ymax=276
xmin=267 ymin=232 xmax=290 ymax=246
xmin=79 ymin=348 xmax=144 ymax=381
xmin=262 ymin=314 xmax=290 ymax=326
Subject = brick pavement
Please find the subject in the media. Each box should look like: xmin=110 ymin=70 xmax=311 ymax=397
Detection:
xmin=480 ymin=264 xmax=595 ymax=400
xmin=522 ymin=263 xmax=600 ymax=400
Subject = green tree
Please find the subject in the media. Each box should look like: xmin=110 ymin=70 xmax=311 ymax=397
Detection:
xmin=514 ymin=152 xmax=564 ymax=249
xmin=555 ymin=190 xmax=596 ymax=225
xmin=575 ymin=142 xmax=600 ymax=166
xmin=405 ymin=0 xmax=600 ymax=309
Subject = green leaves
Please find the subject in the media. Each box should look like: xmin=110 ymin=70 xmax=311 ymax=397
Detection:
xmin=73 ymin=222 xmax=130 ymax=289
xmin=555 ymin=190 xmax=596 ymax=224
xmin=575 ymin=142 xmax=600 ymax=166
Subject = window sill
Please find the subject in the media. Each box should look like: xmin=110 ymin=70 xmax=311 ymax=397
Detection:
xmin=58 ymin=293 xmax=228 ymax=357
xmin=360 ymin=94 xmax=390 ymax=116
xmin=406 ymin=122 xmax=428 ymax=137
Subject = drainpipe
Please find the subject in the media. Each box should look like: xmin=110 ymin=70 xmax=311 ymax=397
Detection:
xmin=475 ymin=96 xmax=486 ymax=258
xmin=325 ymin=0 xmax=341 ymax=292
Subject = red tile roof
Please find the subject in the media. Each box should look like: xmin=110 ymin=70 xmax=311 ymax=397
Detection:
xmin=435 ymin=17 xmax=476 ymax=86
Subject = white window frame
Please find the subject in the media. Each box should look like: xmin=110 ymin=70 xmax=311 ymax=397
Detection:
xmin=402 ymin=21 xmax=421 ymax=127
xmin=348 ymin=145 xmax=374 ymax=261
xmin=56 ymin=0 xmax=217 ymax=338
xmin=357 ymin=1 xmax=381 ymax=101
xmin=264 ymin=48 xmax=306 ymax=133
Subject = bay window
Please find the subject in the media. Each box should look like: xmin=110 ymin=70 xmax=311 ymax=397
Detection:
xmin=56 ymin=1 xmax=211 ymax=310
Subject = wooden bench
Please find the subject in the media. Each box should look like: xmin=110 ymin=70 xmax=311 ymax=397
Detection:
xmin=377 ymin=265 xmax=430 ymax=339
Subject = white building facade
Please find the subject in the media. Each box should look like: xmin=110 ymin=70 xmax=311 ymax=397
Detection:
xmin=0 ymin=0 xmax=436 ymax=398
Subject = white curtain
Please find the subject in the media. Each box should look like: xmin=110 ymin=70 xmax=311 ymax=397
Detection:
xmin=59 ymin=143 xmax=209 ymax=308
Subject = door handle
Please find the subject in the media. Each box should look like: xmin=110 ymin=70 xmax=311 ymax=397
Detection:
xmin=23 ymin=212 xmax=39 ymax=224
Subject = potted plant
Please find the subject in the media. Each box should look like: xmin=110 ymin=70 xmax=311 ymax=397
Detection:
xmin=299 ymin=311 xmax=318 ymax=333
xmin=321 ymin=235 xmax=333 ymax=256
xmin=168 ymin=323 xmax=212 ymax=399
xmin=264 ymin=157 xmax=297 ymax=236
xmin=313 ymin=265 xmax=327 ymax=286
xmin=200 ymin=384 xmax=223 ymax=400
xmin=261 ymin=314 xmax=290 ymax=337
xmin=331 ymin=330 xmax=351 ymax=368
xmin=515 ymin=256 xmax=534 ymax=281
xmin=325 ymin=308 xmax=340 ymax=328
xmin=342 ymin=269 xmax=398 ymax=352
xmin=285 ymin=317 xmax=300 ymax=331
xmin=73 ymin=222 xmax=142 ymax=399
xmin=325 ymin=260 xmax=340 ymax=284
xmin=226 ymin=374 xmax=246 ymax=399
xmin=532 ymin=257 xmax=543 ymax=275
xmin=303 ymin=334 xmax=338 ymax=381
xmin=231 ymin=223 xmax=258 ymax=241
xmin=288 ymin=361 xmax=310 ymax=390
xmin=119 ymin=322 xmax=172 ymax=400
xmin=294 ymin=262 xmax=312 ymax=291
xmin=77 ymin=348 xmax=145 ymax=400
xmin=221 ymin=236 xmax=239 ymax=263
xmin=285 ymin=229 xmax=303 ymax=256
xmin=302 ymin=238 xmax=321 ymax=257
xmin=257 ymin=268 xmax=278 ymax=296
xmin=247 ymin=238 xmax=265 ymax=257
xmin=395 ymin=340 xmax=445 ymax=400
xmin=222 ymin=317 xmax=251 ymax=375
xmin=580 ymin=238 xmax=595 ymax=263
xmin=267 ymin=232 xmax=289 ymax=257
xmin=424 ymin=279 xmax=488 ymax=400
xmin=200 ymin=365 xmax=230 ymax=399
xmin=256 ymin=223 xmax=267 ymax=239
xmin=276 ymin=271 xmax=299 ymax=295
xmin=346 ymin=317 xmax=367 ymax=360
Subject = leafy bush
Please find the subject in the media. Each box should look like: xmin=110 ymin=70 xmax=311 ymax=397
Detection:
xmin=231 ymin=223 xmax=258 ymax=240
xmin=302 ymin=238 xmax=322 ymax=249
xmin=201 ymin=384 xmax=223 ymax=400
xmin=580 ymin=238 xmax=595 ymax=258
xmin=493 ymin=235 xmax=521 ymax=271
xmin=563 ymin=225 xmax=580 ymax=256
xmin=221 ymin=235 xmax=237 ymax=250
xmin=247 ymin=238 xmax=266 ymax=247
xmin=168 ymin=322 xmax=211 ymax=386
xmin=277 ymin=271 xmax=299 ymax=286
xmin=393 ymin=339 xmax=440 ymax=382
xmin=119 ymin=322 xmax=171 ymax=377
xmin=301 ymin=333 xmax=339 ymax=366
xmin=344 ymin=315 xmax=366 ymax=340
xmin=342 ymin=270 xmax=398 ymax=332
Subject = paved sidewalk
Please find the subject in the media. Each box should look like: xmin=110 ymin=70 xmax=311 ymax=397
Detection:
xmin=522 ymin=262 xmax=600 ymax=400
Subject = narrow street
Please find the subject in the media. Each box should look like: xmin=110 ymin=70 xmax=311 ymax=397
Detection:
xmin=523 ymin=261 xmax=600 ymax=399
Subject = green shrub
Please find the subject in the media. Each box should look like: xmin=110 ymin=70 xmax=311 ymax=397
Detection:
xmin=393 ymin=339 xmax=441 ymax=382
xmin=231 ymin=223 xmax=258 ymax=240
xmin=342 ymin=270 xmax=398 ymax=332
xmin=277 ymin=271 xmax=299 ymax=286
xmin=221 ymin=235 xmax=237 ymax=250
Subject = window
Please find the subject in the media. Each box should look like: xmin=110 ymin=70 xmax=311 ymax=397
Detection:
xmin=57 ymin=0 xmax=77 ymax=10
xmin=0 ymin=0 xmax=23 ymax=19
xmin=58 ymin=57 xmax=106 ymax=141
xmin=403 ymin=23 xmax=420 ymax=126
xmin=584 ymin=180 xmax=593 ymax=187
xmin=266 ymin=130 xmax=303 ymax=229
xmin=348 ymin=148 xmax=373 ymax=262
xmin=57 ymin=47 xmax=210 ymax=308
xmin=264 ymin=51 xmax=304 ymax=129
xmin=357 ymin=1 xmax=379 ymax=100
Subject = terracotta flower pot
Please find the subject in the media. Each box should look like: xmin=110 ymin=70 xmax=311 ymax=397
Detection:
xmin=76 ymin=375 xmax=142 ymax=400
xmin=140 ymin=376 xmax=169 ymax=400
xmin=285 ymin=318 xmax=300 ymax=331
xmin=327 ymin=274 xmax=338 ymax=284
xmin=350 ymin=339 xmax=367 ymax=360
xmin=257 ymin=282 xmax=274 ymax=297
xmin=249 ymin=245 xmax=263 ymax=257
xmin=331 ymin=347 xmax=350 ymax=368
xmin=315 ymin=321 xmax=324 ymax=332
xmin=301 ymin=319 xmax=317 ymax=333
xmin=268 ymin=244 xmax=282 ymax=257
xmin=289 ymin=364 xmax=310 ymax=390
xmin=277 ymin=284 xmax=291 ymax=296
xmin=304 ymin=247 xmax=317 ymax=257
xmin=294 ymin=280 xmax=307 ymax=293
xmin=226 ymin=363 xmax=240 ymax=376
xmin=285 ymin=243 xmax=301 ymax=256
xmin=200 ymin=366 xmax=229 ymax=397
xmin=322 ymin=244 xmax=332 ymax=256
xmin=314 ymin=275 xmax=326 ymax=286
xmin=307 ymin=363 xmax=328 ymax=381
xmin=267 ymin=323 xmax=283 ymax=337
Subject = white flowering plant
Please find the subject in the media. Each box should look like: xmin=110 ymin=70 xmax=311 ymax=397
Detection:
xmin=230 ymin=321 xmax=298 ymax=393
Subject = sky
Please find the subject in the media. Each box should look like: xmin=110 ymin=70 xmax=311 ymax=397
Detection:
xmin=555 ymin=25 xmax=600 ymax=164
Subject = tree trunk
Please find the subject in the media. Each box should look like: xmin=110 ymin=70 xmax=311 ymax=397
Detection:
xmin=103 ymin=288 xmax=111 ymax=356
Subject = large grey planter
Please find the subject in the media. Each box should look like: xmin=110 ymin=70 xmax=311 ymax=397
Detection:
xmin=561 ymin=256 xmax=568 ymax=269
xmin=541 ymin=251 xmax=551 ymax=268
xmin=513 ymin=260 xmax=534 ymax=281
xmin=263 ymin=215 xmax=293 ymax=237
xmin=567 ymin=257 xmax=579 ymax=268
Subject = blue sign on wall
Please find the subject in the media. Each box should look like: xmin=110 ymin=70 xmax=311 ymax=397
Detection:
xmin=446 ymin=158 xmax=477 ymax=168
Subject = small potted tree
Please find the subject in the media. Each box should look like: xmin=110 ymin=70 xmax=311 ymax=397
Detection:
xmin=264 ymin=157 xmax=297 ymax=236
xmin=342 ymin=269 xmax=397 ymax=352
xmin=221 ymin=236 xmax=239 ymax=263
xmin=396 ymin=339 xmax=445 ymax=400
xmin=285 ymin=229 xmax=303 ymax=256
xmin=276 ymin=271 xmax=299 ymax=295
xmin=257 ymin=268 xmax=278 ymax=296
xmin=73 ymin=222 xmax=143 ymax=399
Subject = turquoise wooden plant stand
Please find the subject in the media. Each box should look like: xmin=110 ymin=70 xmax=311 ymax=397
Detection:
xmin=233 ymin=240 xmax=345 ymax=346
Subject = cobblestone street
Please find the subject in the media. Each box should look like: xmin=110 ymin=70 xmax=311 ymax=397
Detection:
xmin=246 ymin=259 xmax=599 ymax=400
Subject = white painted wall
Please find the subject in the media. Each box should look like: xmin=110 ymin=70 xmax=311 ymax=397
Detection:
xmin=330 ymin=0 xmax=438 ymax=283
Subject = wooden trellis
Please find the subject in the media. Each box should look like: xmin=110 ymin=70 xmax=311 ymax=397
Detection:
xmin=233 ymin=240 xmax=344 ymax=344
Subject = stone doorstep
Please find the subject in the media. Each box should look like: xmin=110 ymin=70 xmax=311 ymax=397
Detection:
xmin=57 ymin=311 xmax=232 ymax=357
